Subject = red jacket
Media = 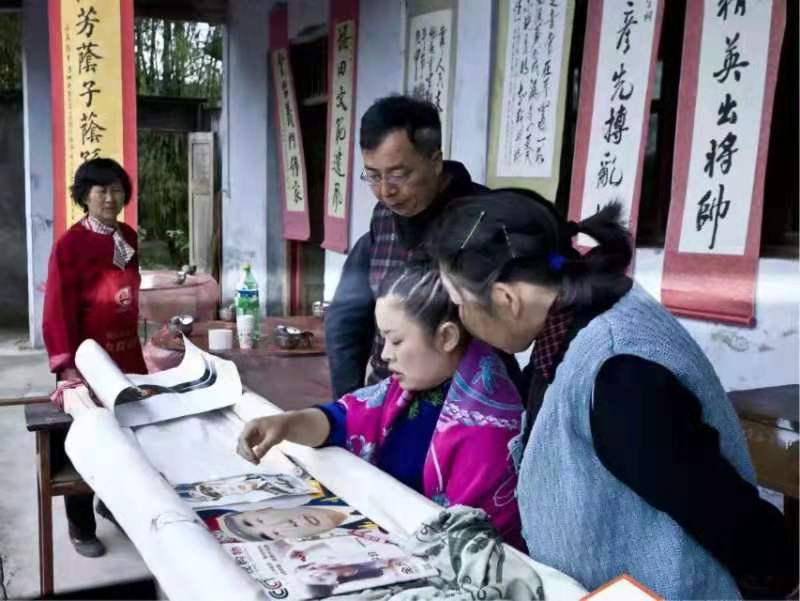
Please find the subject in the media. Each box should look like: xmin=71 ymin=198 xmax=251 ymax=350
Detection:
xmin=43 ymin=221 xmax=147 ymax=376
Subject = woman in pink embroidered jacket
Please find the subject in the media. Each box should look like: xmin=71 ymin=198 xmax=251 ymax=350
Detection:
xmin=238 ymin=266 xmax=524 ymax=549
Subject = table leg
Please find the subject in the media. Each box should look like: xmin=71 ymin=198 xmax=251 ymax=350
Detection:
xmin=35 ymin=431 xmax=54 ymax=598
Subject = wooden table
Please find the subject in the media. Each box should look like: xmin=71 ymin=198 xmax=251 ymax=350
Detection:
xmin=24 ymin=402 xmax=92 ymax=598
xmin=728 ymin=384 xmax=799 ymax=591
xmin=151 ymin=316 xmax=333 ymax=410
xmin=21 ymin=315 xmax=332 ymax=597
xmin=23 ymin=346 xmax=796 ymax=597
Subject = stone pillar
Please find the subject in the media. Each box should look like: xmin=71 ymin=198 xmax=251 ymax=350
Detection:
xmin=22 ymin=0 xmax=54 ymax=347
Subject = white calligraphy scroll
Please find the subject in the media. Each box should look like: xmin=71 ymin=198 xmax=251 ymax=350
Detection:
xmin=662 ymin=0 xmax=785 ymax=325
xmin=496 ymin=0 xmax=569 ymax=178
xmin=270 ymin=5 xmax=311 ymax=241
xmin=569 ymin=0 xmax=663 ymax=249
xmin=405 ymin=9 xmax=454 ymax=158
xmin=677 ymin=0 xmax=773 ymax=255
xmin=322 ymin=0 xmax=359 ymax=253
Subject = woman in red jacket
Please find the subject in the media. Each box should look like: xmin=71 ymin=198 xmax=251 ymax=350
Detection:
xmin=43 ymin=157 xmax=147 ymax=557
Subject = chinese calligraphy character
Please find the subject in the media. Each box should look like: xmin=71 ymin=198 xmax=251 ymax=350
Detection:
xmin=616 ymin=2 xmax=638 ymax=55
xmin=276 ymin=53 xmax=286 ymax=77
xmin=76 ymin=6 xmax=99 ymax=38
xmin=79 ymin=111 xmax=106 ymax=145
xmin=331 ymin=182 xmax=343 ymax=214
xmin=77 ymin=41 xmax=102 ymax=74
xmin=284 ymin=102 xmax=294 ymax=128
xmin=713 ymin=32 xmax=750 ymax=83
xmin=696 ymin=183 xmax=731 ymax=250
xmin=716 ymin=92 xmax=738 ymax=125
xmin=79 ymin=80 xmax=100 ymax=107
xmin=703 ymin=132 xmax=739 ymax=177
xmin=288 ymin=132 xmax=297 ymax=150
xmin=603 ymin=105 xmax=630 ymax=144
xmin=337 ymin=24 xmax=351 ymax=52
xmin=290 ymin=180 xmax=303 ymax=207
xmin=289 ymin=155 xmax=300 ymax=179
xmin=333 ymin=146 xmax=345 ymax=178
xmin=611 ymin=63 xmax=634 ymax=102
xmin=716 ymin=0 xmax=746 ymax=20
xmin=336 ymin=116 xmax=347 ymax=142
xmin=535 ymin=138 xmax=545 ymax=164
xmin=597 ymin=152 xmax=624 ymax=188
xmin=337 ymin=60 xmax=348 ymax=77
xmin=336 ymin=85 xmax=348 ymax=111
xmin=79 ymin=147 xmax=101 ymax=162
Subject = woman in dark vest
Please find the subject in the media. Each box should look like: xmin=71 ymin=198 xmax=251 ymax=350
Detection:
xmin=427 ymin=188 xmax=793 ymax=600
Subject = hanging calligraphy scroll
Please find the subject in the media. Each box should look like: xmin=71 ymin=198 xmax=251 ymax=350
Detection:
xmin=487 ymin=0 xmax=575 ymax=201
xmin=49 ymin=0 xmax=137 ymax=237
xmin=269 ymin=5 xmax=311 ymax=241
xmin=404 ymin=1 xmax=456 ymax=158
xmin=322 ymin=0 xmax=359 ymax=253
xmin=662 ymin=0 xmax=785 ymax=325
xmin=568 ymin=0 xmax=663 ymax=251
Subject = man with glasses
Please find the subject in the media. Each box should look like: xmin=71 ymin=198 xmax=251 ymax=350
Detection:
xmin=325 ymin=95 xmax=492 ymax=398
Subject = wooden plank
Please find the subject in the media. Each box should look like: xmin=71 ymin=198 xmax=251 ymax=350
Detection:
xmin=25 ymin=401 xmax=72 ymax=432
xmin=729 ymin=385 xmax=799 ymax=432
xmin=739 ymin=417 xmax=799 ymax=498
xmin=36 ymin=431 xmax=54 ymax=597
xmin=188 ymin=132 xmax=215 ymax=275
xmin=0 ymin=395 xmax=50 ymax=408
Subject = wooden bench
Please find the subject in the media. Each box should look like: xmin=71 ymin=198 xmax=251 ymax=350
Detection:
xmin=728 ymin=384 xmax=799 ymax=597
xmin=24 ymin=399 xmax=92 ymax=598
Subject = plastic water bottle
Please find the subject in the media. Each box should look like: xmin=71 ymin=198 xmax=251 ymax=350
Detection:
xmin=235 ymin=264 xmax=260 ymax=349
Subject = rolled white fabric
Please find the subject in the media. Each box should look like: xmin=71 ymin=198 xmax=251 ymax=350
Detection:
xmin=65 ymin=408 xmax=265 ymax=601
xmin=233 ymin=392 xmax=588 ymax=600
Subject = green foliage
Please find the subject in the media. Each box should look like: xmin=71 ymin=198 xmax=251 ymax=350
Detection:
xmin=135 ymin=18 xmax=223 ymax=269
xmin=0 ymin=13 xmax=22 ymax=91
xmin=137 ymin=129 xmax=190 ymax=267
xmin=134 ymin=19 xmax=223 ymax=105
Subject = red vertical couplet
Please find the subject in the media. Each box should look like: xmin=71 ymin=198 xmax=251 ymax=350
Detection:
xmin=568 ymin=0 xmax=664 ymax=269
xmin=661 ymin=0 xmax=785 ymax=325
xmin=269 ymin=4 xmax=311 ymax=241
xmin=322 ymin=0 xmax=359 ymax=253
xmin=48 ymin=0 xmax=137 ymax=238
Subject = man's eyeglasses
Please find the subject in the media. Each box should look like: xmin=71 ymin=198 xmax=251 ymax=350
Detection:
xmin=360 ymin=169 xmax=412 ymax=188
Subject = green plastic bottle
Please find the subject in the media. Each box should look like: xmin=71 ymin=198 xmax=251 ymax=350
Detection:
xmin=235 ymin=264 xmax=260 ymax=348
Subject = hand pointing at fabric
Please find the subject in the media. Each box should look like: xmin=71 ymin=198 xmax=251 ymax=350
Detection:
xmin=236 ymin=410 xmax=331 ymax=465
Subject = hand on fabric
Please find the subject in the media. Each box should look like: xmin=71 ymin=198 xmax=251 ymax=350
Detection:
xmin=236 ymin=409 xmax=331 ymax=465
xmin=50 ymin=377 xmax=85 ymax=411
xmin=237 ymin=415 xmax=290 ymax=465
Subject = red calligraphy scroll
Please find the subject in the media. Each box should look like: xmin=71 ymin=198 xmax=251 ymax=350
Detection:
xmin=269 ymin=4 xmax=311 ymax=241
xmin=568 ymin=0 xmax=663 ymax=260
xmin=322 ymin=0 xmax=359 ymax=253
xmin=49 ymin=0 xmax=137 ymax=237
xmin=661 ymin=0 xmax=785 ymax=325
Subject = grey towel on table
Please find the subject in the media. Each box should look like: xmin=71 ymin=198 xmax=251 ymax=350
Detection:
xmin=333 ymin=506 xmax=544 ymax=601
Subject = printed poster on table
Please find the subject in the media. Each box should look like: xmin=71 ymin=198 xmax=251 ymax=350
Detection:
xmin=404 ymin=2 xmax=456 ymax=158
xmin=487 ymin=0 xmax=575 ymax=201
xmin=661 ymin=0 xmax=785 ymax=325
xmin=568 ymin=0 xmax=664 ymax=250
xmin=48 ymin=0 xmax=137 ymax=236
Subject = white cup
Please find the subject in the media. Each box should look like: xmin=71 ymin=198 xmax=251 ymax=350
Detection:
xmin=236 ymin=314 xmax=255 ymax=350
xmin=208 ymin=328 xmax=233 ymax=351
